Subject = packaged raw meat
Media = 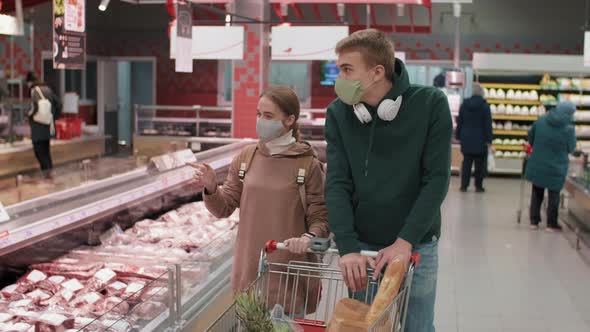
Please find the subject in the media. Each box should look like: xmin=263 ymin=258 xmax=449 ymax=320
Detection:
xmin=94 ymin=297 xmax=130 ymax=316
xmin=0 ymin=312 xmax=14 ymax=323
xmin=2 ymin=284 xmax=24 ymax=299
xmin=85 ymin=268 xmax=117 ymax=292
xmin=99 ymin=224 xmax=126 ymax=246
xmin=9 ymin=308 xmax=39 ymax=324
xmin=60 ymin=279 xmax=85 ymax=293
xmin=31 ymin=262 xmax=103 ymax=280
xmin=105 ymin=281 xmax=127 ymax=297
xmin=133 ymin=219 xmax=159 ymax=229
xmin=139 ymin=285 xmax=169 ymax=303
xmin=34 ymin=312 xmax=74 ymax=332
xmin=9 ymin=298 xmax=34 ymax=309
xmin=0 ymin=321 xmax=33 ymax=331
xmin=70 ymin=292 xmax=104 ymax=312
xmin=105 ymin=263 xmax=168 ymax=281
xmin=24 ymin=289 xmax=51 ymax=304
xmin=73 ymin=316 xmax=97 ymax=330
xmin=122 ymin=282 xmax=146 ymax=304
xmin=20 ymin=270 xmax=47 ymax=284
xmin=37 ymin=276 xmax=66 ymax=295
xmin=157 ymin=210 xmax=184 ymax=224
xmin=40 ymin=288 xmax=76 ymax=308
xmin=131 ymin=301 xmax=167 ymax=321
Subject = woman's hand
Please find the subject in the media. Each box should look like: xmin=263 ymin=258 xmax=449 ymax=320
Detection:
xmin=189 ymin=163 xmax=218 ymax=194
xmin=284 ymin=236 xmax=311 ymax=254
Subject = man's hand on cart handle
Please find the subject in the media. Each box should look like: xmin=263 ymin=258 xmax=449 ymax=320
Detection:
xmin=188 ymin=162 xmax=217 ymax=194
xmin=339 ymin=253 xmax=376 ymax=293
xmin=371 ymin=238 xmax=413 ymax=281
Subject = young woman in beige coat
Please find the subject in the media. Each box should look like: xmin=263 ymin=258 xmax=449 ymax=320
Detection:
xmin=192 ymin=86 xmax=329 ymax=315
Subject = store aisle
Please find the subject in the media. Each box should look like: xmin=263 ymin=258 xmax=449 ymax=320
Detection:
xmin=436 ymin=177 xmax=590 ymax=332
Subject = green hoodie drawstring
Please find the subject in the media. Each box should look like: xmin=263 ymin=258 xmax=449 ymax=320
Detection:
xmin=364 ymin=116 xmax=378 ymax=177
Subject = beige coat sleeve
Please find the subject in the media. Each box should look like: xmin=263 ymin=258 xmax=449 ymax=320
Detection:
xmin=305 ymin=159 xmax=329 ymax=238
xmin=203 ymin=155 xmax=243 ymax=218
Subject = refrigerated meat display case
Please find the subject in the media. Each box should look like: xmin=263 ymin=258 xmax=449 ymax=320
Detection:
xmin=0 ymin=140 xmax=256 ymax=331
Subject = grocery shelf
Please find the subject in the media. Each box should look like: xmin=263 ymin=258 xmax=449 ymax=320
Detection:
xmin=489 ymin=167 xmax=522 ymax=175
xmin=486 ymin=99 xmax=541 ymax=106
xmin=540 ymin=87 xmax=590 ymax=94
xmin=481 ymin=83 xmax=540 ymax=90
xmin=493 ymin=145 xmax=524 ymax=151
xmin=493 ymin=130 xmax=528 ymax=136
xmin=543 ymin=102 xmax=590 ymax=108
xmin=492 ymin=115 xmax=538 ymax=121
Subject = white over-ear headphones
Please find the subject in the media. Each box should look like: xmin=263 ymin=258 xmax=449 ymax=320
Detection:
xmin=352 ymin=95 xmax=403 ymax=124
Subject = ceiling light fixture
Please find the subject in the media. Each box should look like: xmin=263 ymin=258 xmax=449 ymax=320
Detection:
xmin=397 ymin=4 xmax=405 ymax=17
xmin=98 ymin=0 xmax=110 ymax=11
xmin=337 ymin=3 xmax=345 ymax=19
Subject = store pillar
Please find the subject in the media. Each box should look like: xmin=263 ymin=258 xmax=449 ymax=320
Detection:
xmin=232 ymin=0 xmax=270 ymax=138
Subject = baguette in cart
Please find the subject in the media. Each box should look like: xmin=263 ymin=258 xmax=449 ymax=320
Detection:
xmin=206 ymin=238 xmax=420 ymax=332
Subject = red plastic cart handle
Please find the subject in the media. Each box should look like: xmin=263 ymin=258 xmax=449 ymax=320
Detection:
xmin=265 ymin=240 xmax=278 ymax=254
xmin=523 ymin=143 xmax=533 ymax=156
xmin=410 ymin=252 xmax=421 ymax=269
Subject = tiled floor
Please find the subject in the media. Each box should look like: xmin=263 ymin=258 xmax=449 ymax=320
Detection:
xmin=437 ymin=177 xmax=590 ymax=332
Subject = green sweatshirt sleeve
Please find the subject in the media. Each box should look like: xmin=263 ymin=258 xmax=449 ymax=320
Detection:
xmin=325 ymin=104 xmax=360 ymax=256
xmin=398 ymin=91 xmax=453 ymax=247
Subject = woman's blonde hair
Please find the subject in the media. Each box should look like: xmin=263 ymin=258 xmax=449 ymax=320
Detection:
xmin=260 ymin=85 xmax=301 ymax=141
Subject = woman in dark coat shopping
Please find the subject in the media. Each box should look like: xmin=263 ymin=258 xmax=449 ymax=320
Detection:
xmin=456 ymin=83 xmax=493 ymax=192
xmin=525 ymin=102 xmax=577 ymax=232
xmin=26 ymin=72 xmax=62 ymax=177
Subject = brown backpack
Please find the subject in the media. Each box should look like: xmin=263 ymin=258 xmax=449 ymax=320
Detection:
xmin=236 ymin=144 xmax=325 ymax=215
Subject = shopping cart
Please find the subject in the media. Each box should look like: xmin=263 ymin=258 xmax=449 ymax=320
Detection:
xmin=206 ymin=239 xmax=420 ymax=332
xmin=516 ymin=142 xmax=534 ymax=223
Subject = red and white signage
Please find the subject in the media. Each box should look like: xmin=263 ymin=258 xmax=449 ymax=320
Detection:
xmin=271 ymin=26 xmax=349 ymax=61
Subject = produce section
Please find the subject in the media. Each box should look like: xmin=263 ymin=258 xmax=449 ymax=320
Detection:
xmin=478 ymin=82 xmax=542 ymax=174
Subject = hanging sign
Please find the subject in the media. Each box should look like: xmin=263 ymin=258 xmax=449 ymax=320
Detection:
xmin=175 ymin=0 xmax=193 ymax=72
xmin=53 ymin=0 xmax=86 ymax=70
xmin=584 ymin=31 xmax=590 ymax=67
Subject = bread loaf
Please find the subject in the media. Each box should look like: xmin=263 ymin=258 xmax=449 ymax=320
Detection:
xmin=326 ymin=258 xmax=405 ymax=332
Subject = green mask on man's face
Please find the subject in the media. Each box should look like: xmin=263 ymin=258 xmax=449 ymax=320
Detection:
xmin=334 ymin=78 xmax=364 ymax=105
xmin=334 ymin=68 xmax=378 ymax=105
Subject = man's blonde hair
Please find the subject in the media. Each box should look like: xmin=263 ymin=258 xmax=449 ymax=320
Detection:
xmin=335 ymin=29 xmax=396 ymax=79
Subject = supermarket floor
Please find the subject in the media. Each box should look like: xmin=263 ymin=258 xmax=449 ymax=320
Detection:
xmin=436 ymin=177 xmax=590 ymax=332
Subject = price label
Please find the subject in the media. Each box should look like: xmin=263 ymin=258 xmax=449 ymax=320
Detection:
xmin=0 ymin=202 xmax=10 ymax=223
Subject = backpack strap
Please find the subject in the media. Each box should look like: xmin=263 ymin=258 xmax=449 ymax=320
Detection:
xmin=295 ymin=155 xmax=317 ymax=216
xmin=34 ymin=86 xmax=47 ymax=100
xmin=237 ymin=144 xmax=258 ymax=182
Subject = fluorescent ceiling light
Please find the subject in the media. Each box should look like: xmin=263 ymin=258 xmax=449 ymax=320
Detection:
xmin=98 ymin=0 xmax=111 ymax=11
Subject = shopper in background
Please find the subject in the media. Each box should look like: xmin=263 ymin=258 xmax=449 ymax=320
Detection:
xmin=26 ymin=72 xmax=62 ymax=178
xmin=525 ymin=101 xmax=577 ymax=232
xmin=326 ymin=29 xmax=451 ymax=332
xmin=191 ymin=85 xmax=329 ymax=315
xmin=456 ymin=83 xmax=493 ymax=192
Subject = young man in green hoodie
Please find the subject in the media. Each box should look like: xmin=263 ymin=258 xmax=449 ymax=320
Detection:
xmin=325 ymin=29 xmax=452 ymax=332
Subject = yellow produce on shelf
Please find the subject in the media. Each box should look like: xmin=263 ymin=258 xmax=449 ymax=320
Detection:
xmin=493 ymin=130 xmax=528 ymax=136
xmin=486 ymin=99 xmax=540 ymax=106
xmin=492 ymin=115 xmax=538 ymax=121
xmin=480 ymin=83 xmax=540 ymax=90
